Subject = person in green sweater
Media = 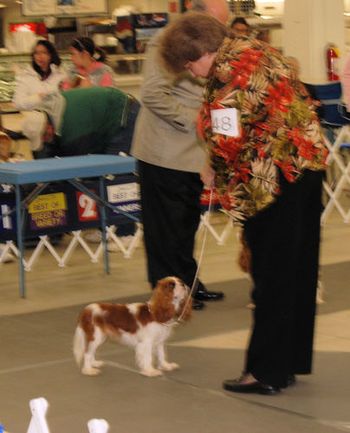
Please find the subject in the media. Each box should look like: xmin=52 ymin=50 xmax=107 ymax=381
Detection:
xmin=23 ymin=86 xmax=140 ymax=246
xmin=25 ymin=86 xmax=139 ymax=158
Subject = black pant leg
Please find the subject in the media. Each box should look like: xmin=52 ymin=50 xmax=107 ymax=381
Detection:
xmin=138 ymin=160 xmax=202 ymax=288
xmin=291 ymin=170 xmax=323 ymax=374
xmin=243 ymin=171 xmax=322 ymax=388
xmin=244 ymin=179 xmax=299 ymax=388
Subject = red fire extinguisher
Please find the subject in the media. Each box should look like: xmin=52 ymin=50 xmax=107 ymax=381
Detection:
xmin=326 ymin=43 xmax=340 ymax=81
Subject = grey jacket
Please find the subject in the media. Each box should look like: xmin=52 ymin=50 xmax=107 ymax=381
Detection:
xmin=131 ymin=31 xmax=206 ymax=173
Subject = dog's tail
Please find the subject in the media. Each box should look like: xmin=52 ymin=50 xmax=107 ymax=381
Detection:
xmin=73 ymin=326 xmax=86 ymax=367
xmin=73 ymin=307 xmax=94 ymax=367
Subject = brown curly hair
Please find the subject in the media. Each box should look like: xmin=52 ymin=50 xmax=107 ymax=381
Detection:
xmin=159 ymin=12 xmax=227 ymax=74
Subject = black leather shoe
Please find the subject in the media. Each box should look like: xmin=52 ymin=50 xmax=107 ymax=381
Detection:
xmin=194 ymin=288 xmax=224 ymax=302
xmin=223 ymin=378 xmax=280 ymax=395
xmin=192 ymin=298 xmax=205 ymax=310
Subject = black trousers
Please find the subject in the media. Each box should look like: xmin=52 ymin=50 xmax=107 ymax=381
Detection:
xmin=243 ymin=169 xmax=324 ymax=388
xmin=138 ymin=160 xmax=203 ymax=289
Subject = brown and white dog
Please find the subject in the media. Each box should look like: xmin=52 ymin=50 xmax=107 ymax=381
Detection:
xmin=73 ymin=276 xmax=192 ymax=377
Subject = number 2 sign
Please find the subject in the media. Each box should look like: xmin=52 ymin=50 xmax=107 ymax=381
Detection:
xmin=210 ymin=108 xmax=240 ymax=137
xmin=77 ymin=192 xmax=99 ymax=221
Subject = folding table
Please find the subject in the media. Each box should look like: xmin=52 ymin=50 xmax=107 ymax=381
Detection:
xmin=0 ymin=154 xmax=136 ymax=297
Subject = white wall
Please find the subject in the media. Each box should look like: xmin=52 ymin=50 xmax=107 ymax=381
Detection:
xmin=283 ymin=0 xmax=345 ymax=83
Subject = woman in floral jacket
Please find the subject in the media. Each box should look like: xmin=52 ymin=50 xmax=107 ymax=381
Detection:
xmin=160 ymin=13 xmax=327 ymax=395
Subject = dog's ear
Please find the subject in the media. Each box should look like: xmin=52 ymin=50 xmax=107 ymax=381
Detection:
xmin=151 ymin=279 xmax=176 ymax=322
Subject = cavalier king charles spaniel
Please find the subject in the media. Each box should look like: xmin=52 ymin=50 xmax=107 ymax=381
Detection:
xmin=73 ymin=276 xmax=192 ymax=377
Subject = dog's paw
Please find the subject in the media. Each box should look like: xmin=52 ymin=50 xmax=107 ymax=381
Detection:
xmin=92 ymin=360 xmax=105 ymax=368
xmin=82 ymin=366 xmax=101 ymax=376
xmin=140 ymin=368 xmax=163 ymax=377
xmin=159 ymin=362 xmax=179 ymax=371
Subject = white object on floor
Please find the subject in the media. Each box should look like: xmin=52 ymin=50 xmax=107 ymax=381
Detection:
xmin=87 ymin=419 xmax=109 ymax=433
xmin=27 ymin=398 xmax=50 ymax=433
xmin=26 ymin=397 xmax=109 ymax=433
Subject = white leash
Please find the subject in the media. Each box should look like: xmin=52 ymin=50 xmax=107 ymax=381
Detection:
xmin=177 ymin=187 xmax=214 ymax=322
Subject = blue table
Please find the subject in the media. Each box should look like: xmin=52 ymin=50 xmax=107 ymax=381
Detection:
xmin=0 ymin=155 xmax=136 ymax=298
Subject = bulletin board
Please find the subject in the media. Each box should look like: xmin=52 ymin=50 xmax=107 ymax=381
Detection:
xmin=22 ymin=0 xmax=108 ymax=17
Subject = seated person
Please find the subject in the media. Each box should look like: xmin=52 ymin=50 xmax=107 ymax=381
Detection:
xmin=61 ymin=37 xmax=114 ymax=89
xmin=13 ymin=40 xmax=66 ymax=112
xmin=12 ymin=40 xmax=66 ymax=146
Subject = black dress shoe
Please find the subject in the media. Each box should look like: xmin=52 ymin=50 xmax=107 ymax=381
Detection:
xmin=192 ymin=298 xmax=205 ymax=310
xmin=194 ymin=288 xmax=224 ymax=302
xmin=223 ymin=378 xmax=280 ymax=395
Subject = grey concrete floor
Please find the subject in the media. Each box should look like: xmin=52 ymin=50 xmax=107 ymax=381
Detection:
xmin=1 ymin=213 xmax=350 ymax=433
xmin=0 ymin=263 xmax=349 ymax=433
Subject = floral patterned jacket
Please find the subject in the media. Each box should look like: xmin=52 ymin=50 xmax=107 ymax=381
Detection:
xmin=198 ymin=37 xmax=328 ymax=224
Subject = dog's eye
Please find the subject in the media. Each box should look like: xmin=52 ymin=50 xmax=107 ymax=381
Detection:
xmin=168 ymin=281 xmax=175 ymax=290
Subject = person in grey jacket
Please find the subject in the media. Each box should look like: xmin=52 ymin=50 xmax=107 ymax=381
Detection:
xmin=131 ymin=0 xmax=229 ymax=310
